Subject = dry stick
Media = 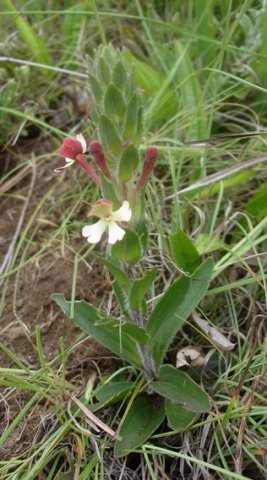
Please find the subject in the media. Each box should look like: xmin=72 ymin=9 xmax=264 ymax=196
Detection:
xmin=70 ymin=395 xmax=119 ymax=439
xmin=0 ymin=163 xmax=31 ymax=194
xmin=166 ymin=155 xmax=267 ymax=198
xmin=0 ymin=159 xmax=36 ymax=286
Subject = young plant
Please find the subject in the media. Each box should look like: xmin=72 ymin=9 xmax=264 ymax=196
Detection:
xmin=53 ymin=45 xmax=214 ymax=456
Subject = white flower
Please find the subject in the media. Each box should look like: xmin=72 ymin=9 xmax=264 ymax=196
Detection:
xmin=82 ymin=199 xmax=132 ymax=245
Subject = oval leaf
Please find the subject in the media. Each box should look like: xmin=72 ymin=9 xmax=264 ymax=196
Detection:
xmin=165 ymin=399 xmax=197 ymax=430
xmin=151 ymin=364 xmax=210 ymax=412
xmin=114 ymin=395 xmax=165 ymax=457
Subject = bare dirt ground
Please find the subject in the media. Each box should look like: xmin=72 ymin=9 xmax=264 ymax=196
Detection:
xmin=0 ymin=138 xmax=115 ymax=459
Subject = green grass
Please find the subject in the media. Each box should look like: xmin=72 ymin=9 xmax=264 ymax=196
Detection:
xmin=0 ymin=1 xmax=267 ymax=478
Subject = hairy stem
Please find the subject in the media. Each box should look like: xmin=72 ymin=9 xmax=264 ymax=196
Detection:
xmin=131 ymin=304 xmax=158 ymax=381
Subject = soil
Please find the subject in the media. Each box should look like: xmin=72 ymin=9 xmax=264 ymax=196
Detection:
xmin=0 ymin=137 xmax=114 ymax=460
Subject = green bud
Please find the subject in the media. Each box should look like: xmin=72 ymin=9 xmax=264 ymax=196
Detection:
xmin=96 ymin=56 xmax=111 ymax=85
xmin=101 ymin=45 xmax=117 ymax=66
xmin=119 ymin=144 xmax=139 ymax=182
xmin=113 ymin=60 xmax=127 ymax=89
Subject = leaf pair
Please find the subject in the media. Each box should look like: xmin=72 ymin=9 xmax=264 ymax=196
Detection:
xmin=114 ymin=364 xmax=209 ymax=457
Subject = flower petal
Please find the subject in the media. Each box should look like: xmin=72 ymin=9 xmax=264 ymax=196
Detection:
xmin=54 ymin=160 xmax=74 ymax=173
xmin=108 ymin=222 xmax=125 ymax=244
xmin=76 ymin=133 xmax=87 ymax=153
xmin=88 ymin=199 xmax=113 ymax=218
xmin=82 ymin=219 xmax=107 ymax=244
xmin=112 ymin=201 xmax=132 ymax=222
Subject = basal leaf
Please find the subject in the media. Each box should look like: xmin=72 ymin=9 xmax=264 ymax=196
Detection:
xmin=165 ymin=399 xmax=197 ymax=430
xmin=114 ymin=395 xmax=165 ymax=457
xmin=96 ymin=381 xmax=134 ymax=406
xmin=151 ymin=364 xmax=210 ymax=412
xmin=96 ymin=318 xmax=149 ymax=345
xmin=52 ymin=294 xmax=141 ymax=368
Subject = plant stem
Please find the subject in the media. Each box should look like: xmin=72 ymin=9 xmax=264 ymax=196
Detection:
xmin=131 ymin=300 xmax=158 ymax=381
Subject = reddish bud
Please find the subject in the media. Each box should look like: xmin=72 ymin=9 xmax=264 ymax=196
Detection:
xmin=56 ymin=137 xmax=101 ymax=186
xmin=136 ymin=146 xmax=158 ymax=192
xmin=89 ymin=141 xmax=112 ymax=180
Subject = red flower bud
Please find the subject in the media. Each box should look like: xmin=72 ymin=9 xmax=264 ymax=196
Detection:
xmin=89 ymin=141 xmax=112 ymax=180
xmin=136 ymin=146 xmax=158 ymax=192
xmin=55 ymin=135 xmax=102 ymax=186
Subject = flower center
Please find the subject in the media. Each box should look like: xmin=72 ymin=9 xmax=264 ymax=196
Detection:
xmin=104 ymin=213 xmax=113 ymax=222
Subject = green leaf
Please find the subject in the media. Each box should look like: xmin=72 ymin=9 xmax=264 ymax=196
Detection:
xmin=96 ymin=317 xmax=149 ymax=345
xmin=99 ymin=115 xmax=122 ymax=157
xmin=146 ymin=259 xmax=214 ymax=367
xmin=114 ymin=395 xmax=165 ymax=457
xmin=119 ymin=144 xmax=139 ymax=182
xmin=195 ymin=233 xmax=226 ymax=255
xmin=151 ymin=365 xmax=210 ymax=413
xmin=134 ymin=219 xmax=149 ymax=254
xmin=96 ymin=381 xmax=134 ymax=406
xmin=104 ymin=83 xmax=125 ymax=122
xmin=244 ymin=182 xmax=267 ymax=220
xmin=165 ymin=400 xmax=197 ymax=430
xmin=91 ymin=253 xmax=131 ymax=290
xmin=52 ymin=295 xmax=141 ymax=368
xmin=170 ymin=229 xmax=201 ymax=273
xmin=111 ymin=229 xmax=142 ymax=264
xmin=129 ymin=269 xmax=157 ymax=310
